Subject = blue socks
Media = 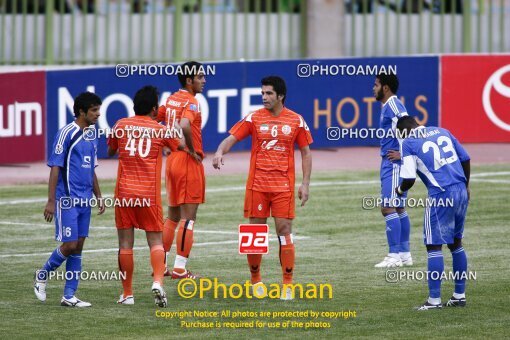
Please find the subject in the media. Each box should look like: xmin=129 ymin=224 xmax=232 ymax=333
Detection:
xmin=427 ymin=250 xmax=444 ymax=299
xmin=41 ymin=247 xmax=67 ymax=279
xmin=384 ymin=213 xmax=401 ymax=253
xmin=451 ymin=247 xmax=468 ymax=295
xmin=40 ymin=247 xmax=84 ymax=298
xmin=64 ymin=253 xmax=82 ymax=299
xmin=399 ymin=211 xmax=411 ymax=252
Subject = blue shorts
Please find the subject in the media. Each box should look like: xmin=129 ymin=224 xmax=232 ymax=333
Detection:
xmin=423 ymin=183 xmax=469 ymax=245
xmin=54 ymin=200 xmax=91 ymax=242
xmin=380 ymin=157 xmax=407 ymax=207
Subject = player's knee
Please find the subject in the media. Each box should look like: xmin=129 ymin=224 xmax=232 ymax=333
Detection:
xmin=180 ymin=206 xmax=197 ymax=220
xmin=61 ymin=241 xmax=80 ymax=255
xmin=169 ymin=206 xmax=180 ymax=222
xmin=276 ymin=222 xmax=292 ymax=236
xmin=395 ymin=207 xmax=406 ymax=215
xmin=447 ymin=238 xmax=462 ymax=252
xmin=381 ymin=207 xmax=395 ymax=216
xmin=426 ymin=244 xmax=442 ymax=251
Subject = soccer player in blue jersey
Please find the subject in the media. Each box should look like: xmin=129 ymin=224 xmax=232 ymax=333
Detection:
xmin=396 ymin=116 xmax=470 ymax=310
xmin=373 ymin=74 xmax=413 ymax=268
xmin=34 ymin=92 xmax=105 ymax=307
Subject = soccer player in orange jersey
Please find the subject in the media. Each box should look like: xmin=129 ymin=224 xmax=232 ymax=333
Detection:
xmin=213 ymin=76 xmax=313 ymax=300
xmin=108 ymin=86 xmax=174 ymax=307
xmin=156 ymin=61 xmax=206 ymax=279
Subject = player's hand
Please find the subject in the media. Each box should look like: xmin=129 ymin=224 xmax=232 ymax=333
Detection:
xmin=395 ymin=187 xmax=403 ymax=196
xmin=188 ymin=151 xmax=203 ymax=163
xmin=177 ymin=139 xmax=186 ymax=151
xmin=212 ymin=153 xmax=224 ymax=169
xmin=298 ymin=183 xmax=309 ymax=206
xmin=386 ymin=150 xmax=401 ymax=161
xmin=44 ymin=200 xmax=55 ymax=222
xmin=97 ymin=197 xmax=106 ymax=215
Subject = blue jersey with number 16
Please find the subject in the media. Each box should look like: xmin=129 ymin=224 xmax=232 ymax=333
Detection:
xmin=400 ymin=126 xmax=470 ymax=195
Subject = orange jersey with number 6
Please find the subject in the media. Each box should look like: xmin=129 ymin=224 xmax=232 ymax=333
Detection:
xmin=229 ymin=107 xmax=313 ymax=193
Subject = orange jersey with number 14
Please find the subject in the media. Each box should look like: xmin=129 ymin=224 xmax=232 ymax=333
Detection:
xmin=157 ymin=89 xmax=203 ymax=158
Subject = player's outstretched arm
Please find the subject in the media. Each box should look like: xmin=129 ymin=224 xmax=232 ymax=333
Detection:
xmin=213 ymin=135 xmax=238 ymax=170
xmin=44 ymin=166 xmax=59 ymax=222
xmin=298 ymin=145 xmax=312 ymax=206
xmin=93 ymin=172 xmax=105 ymax=215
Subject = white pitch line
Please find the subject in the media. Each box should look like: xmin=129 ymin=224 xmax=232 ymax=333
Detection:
xmin=470 ymin=171 xmax=510 ymax=178
xmin=0 ymin=171 xmax=508 ymax=206
xmin=470 ymin=179 xmax=510 ymax=184
xmin=0 ymin=235 xmax=309 ymax=258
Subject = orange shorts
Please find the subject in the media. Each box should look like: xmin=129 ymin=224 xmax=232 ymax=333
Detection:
xmin=115 ymin=205 xmax=163 ymax=232
xmin=166 ymin=151 xmax=205 ymax=207
xmin=244 ymin=189 xmax=295 ymax=219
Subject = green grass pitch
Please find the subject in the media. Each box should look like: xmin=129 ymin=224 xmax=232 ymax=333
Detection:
xmin=0 ymin=165 xmax=509 ymax=339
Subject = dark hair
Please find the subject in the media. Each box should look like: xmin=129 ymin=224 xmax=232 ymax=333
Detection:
xmin=376 ymin=73 xmax=399 ymax=94
xmin=396 ymin=115 xmax=419 ymax=131
xmin=133 ymin=85 xmax=159 ymax=115
xmin=73 ymin=92 xmax=102 ymax=118
xmin=261 ymin=76 xmax=287 ymax=104
xmin=178 ymin=61 xmax=203 ymax=87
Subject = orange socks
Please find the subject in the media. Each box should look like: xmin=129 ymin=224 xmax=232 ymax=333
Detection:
xmin=150 ymin=244 xmax=166 ymax=284
xmin=279 ymin=234 xmax=295 ymax=284
xmin=173 ymin=219 xmax=195 ymax=273
xmin=163 ymin=219 xmax=178 ymax=264
xmin=247 ymin=254 xmax=262 ymax=284
xmin=176 ymin=219 xmax=194 ymax=258
xmin=119 ymin=248 xmax=134 ymax=297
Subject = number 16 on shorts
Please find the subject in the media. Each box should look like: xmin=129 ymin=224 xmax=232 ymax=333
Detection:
xmin=238 ymin=224 xmax=269 ymax=254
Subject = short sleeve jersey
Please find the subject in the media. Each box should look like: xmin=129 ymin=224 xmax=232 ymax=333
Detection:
xmin=400 ymin=126 xmax=470 ymax=195
xmin=380 ymin=95 xmax=408 ymax=156
xmin=229 ymin=107 xmax=313 ymax=193
xmin=157 ymin=89 xmax=203 ymax=157
xmin=47 ymin=122 xmax=98 ymax=199
xmin=108 ymin=115 xmax=172 ymax=205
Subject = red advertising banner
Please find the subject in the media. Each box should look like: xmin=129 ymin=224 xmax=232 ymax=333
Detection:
xmin=441 ymin=55 xmax=510 ymax=142
xmin=0 ymin=72 xmax=46 ymax=163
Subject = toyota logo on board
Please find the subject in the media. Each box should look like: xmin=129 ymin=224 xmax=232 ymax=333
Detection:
xmin=483 ymin=65 xmax=510 ymax=132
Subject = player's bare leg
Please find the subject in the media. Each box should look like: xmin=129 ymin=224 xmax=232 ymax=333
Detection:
xmin=59 ymin=237 xmax=85 ymax=256
xmin=248 ymin=217 xmax=267 ymax=297
xmin=375 ymin=207 xmax=403 ymax=268
xmin=171 ymin=203 xmax=200 ymax=279
xmin=162 ymin=206 xmax=180 ymax=275
xmin=117 ymin=228 xmax=135 ymax=305
xmin=275 ymin=217 xmax=295 ymax=300
xmin=396 ymin=207 xmax=412 ymax=266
